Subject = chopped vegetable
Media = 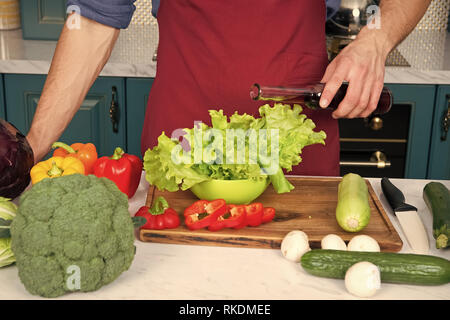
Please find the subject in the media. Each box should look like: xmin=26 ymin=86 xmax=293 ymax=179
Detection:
xmin=93 ymin=147 xmax=143 ymax=198
xmin=262 ymin=207 xmax=276 ymax=224
xmin=30 ymin=156 xmax=85 ymax=185
xmin=321 ymin=234 xmax=347 ymax=250
xmin=347 ymin=235 xmax=380 ymax=252
xmin=135 ymin=196 xmax=180 ymax=230
xmin=0 ymin=119 xmax=34 ymax=199
xmin=143 ymin=104 xmax=326 ymax=194
xmin=244 ymin=202 xmax=264 ymax=227
xmin=281 ymin=230 xmax=311 ymax=262
xmin=52 ymin=141 xmax=98 ymax=174
xmin=208 ymin=205 xmax=246 ymax=231
xmin=345 ymin=261 xmax=381 ymax=298
xmin=10 ymin=174 xmax=136 ymax=298
xmin=184 ymin=199 xmax=227 ymax=230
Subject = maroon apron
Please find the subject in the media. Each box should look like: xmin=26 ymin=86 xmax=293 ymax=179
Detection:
xmin=141 ymin=0 xmax=340 ymax=176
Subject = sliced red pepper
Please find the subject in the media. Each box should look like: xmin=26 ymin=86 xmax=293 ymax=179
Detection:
xmin=184 ymin=199 xmax=227 ymax=230
xmin=184 ymin=200 xmax=209 ymax=217
xmin=262 ymin=207 xmax=276 ymax=224
xmin=208 ymin=214 xmax=227 ymax=231
xmin=232 ymin=204 xmax=248 ymax=230
xmin=225 ymin=205 xmax=246 ymax=228
xmin=208 ymin=204 xmax=246 ymax=231
xmin=244 ymin=202 xmax=264 ymax=227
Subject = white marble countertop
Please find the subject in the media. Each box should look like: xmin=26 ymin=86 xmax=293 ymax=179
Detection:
xmin=0 ymin=173 xmax=449 ymax=300
xmin=0 ymin=26 xmax=450 ymax=85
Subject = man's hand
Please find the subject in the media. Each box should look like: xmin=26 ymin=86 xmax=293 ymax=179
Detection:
xmin=320 ymin=30 xmax=390 ymax=119
xmin=319 ymin=0 xmax=432 ymax=119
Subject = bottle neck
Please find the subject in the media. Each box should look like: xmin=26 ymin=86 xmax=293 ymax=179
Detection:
xmin=251 ymin=83 xmax=324 ymax=106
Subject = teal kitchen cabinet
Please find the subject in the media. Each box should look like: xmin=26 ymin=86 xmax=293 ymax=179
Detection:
xmin=20 ymin=0 xmax=67 ymax=40
xmin=4 ymin=74 xmax=126 ymax=157
xmin=0 ymin=75 xmax=5 ymax=119
xmin=386 ymin=84 xmax=436 ymax=179
xmin=427 ymin=85 xmax=450 ymax=179
xmin=126 ymin=78 xmax=154 ymax=158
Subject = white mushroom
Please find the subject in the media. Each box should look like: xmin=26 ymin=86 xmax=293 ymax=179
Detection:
xmin=347 ymin=235 xmax=380 ymax=252
xmin=321 ymin=234 xmax=347 ymax=250
xmin=281 ymin=230 xmax=311 ymax=262
xmin=345 ymin=261 xmax=381 ymax=298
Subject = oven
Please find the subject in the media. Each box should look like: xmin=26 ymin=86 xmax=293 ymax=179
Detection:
xmin=338 ymin=103 xmax=411 ymax=178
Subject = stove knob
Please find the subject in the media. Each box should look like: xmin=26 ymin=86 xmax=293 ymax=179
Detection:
xmin=369 ymin=116 xmax=383 ymax=131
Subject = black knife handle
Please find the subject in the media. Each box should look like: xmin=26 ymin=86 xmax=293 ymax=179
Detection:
xmin=381 ymin=177 xmax=417 ymax=212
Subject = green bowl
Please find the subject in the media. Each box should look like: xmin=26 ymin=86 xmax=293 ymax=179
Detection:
xmin=190 ymin=178 xmax=270 ymax=204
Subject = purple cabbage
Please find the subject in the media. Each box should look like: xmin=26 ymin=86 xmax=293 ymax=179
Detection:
xmin=0 ymin=119 xmax=34 ymax=199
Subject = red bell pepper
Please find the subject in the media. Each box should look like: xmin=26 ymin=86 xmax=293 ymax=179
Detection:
xmin=93 ymin=147 xmax=142 ymax=198
xmin=244 ymin=202 xmax=264 ymax=227
xmin=184 ymin=199 xmax=227 ymax=230
xmin=262 ymin=207 xmax=276 ymax=223
xmin=135 ymin=196 xmax=180 ymax=230
xmin=208 ymin=204 xmax=246 ymax=231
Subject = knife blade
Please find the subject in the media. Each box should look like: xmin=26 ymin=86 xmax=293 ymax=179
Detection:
xmin=381 ymin=177 xmax=429 ymax=254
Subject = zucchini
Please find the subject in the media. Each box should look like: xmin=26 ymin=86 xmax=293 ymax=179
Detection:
xmin=335 ymin=173 xmax=370 ymax=232
xmin=423 ymin=182 xmax=450 ymax=249
xmin=301 ymin=249 xmax=450 ymax=286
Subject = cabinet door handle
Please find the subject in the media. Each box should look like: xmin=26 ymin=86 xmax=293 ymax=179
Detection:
xmin=109 ymin=86 xmax=119 ymax=133
xmin=441 ymin=96 xmax=450 ymax=141
xmin=340 ymin=151 xmax=391 ymax=169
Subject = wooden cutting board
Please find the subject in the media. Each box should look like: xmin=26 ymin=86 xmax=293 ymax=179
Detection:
xmin=140 ymin=177 xmax=403 ymax=252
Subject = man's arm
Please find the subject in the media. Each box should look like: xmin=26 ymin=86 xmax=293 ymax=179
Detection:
xmin=319 ymin=0 xmax=432 ymax=119
xmin=26 ymin=15 xmax=119 ymax=162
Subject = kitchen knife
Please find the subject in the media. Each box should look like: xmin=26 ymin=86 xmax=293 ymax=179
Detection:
xmin=381 ymin=177 xmax=429 ymax=254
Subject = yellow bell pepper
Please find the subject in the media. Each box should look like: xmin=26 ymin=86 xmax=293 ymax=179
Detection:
xmin=30 ymin=156 xmax=85 ymax=185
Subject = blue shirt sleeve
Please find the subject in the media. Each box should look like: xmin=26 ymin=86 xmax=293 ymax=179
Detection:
xmin=151 ymin=0 xmax=160 ymax=18
xmin=66 ymin=0 xmax=136 ymax=29
xmin=326 ymin=0 xmax=341 ymax=20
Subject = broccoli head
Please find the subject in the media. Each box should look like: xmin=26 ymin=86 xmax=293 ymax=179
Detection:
xmin=10 ymin=174 xmax=135 ymax=298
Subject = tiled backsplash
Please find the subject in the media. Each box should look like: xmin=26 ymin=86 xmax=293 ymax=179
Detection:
xmin=395 ymin=0 xmax=450 ymax=70
xmin=414 ymin=0 xmax=449 ymax=31
xmin=111 ymin=0 xmax=159 ymax=65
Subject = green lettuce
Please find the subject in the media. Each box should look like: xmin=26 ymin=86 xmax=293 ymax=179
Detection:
xmin=143 ymin=104 xmax=326 ymax=194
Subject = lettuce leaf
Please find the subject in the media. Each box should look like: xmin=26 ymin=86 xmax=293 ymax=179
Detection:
xmin=143 ymin=103 xmax=326 ymax=193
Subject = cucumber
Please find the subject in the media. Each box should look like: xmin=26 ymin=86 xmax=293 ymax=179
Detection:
xmin=423 ymin=182 xmax=450 ymax=249
xmin=335 ymin=173 xmax=371 ymax=232
xmin=301 ymin=249 xmax=450 ymax=286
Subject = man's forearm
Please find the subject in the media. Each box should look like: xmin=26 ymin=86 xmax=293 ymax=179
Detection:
xmin=357 ymin=0 xmax=432 ymax=56
xmin=27 ymin=14 xmax=119 ymax=162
